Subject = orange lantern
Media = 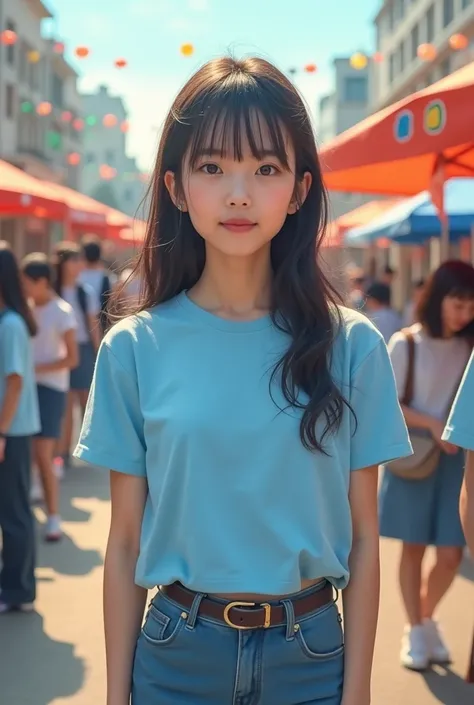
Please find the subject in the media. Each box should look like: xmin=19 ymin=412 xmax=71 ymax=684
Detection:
xmin=120 ymin=121 xmax=130 ymax=133
xmin=417 ymin=43 xmax=437 ymax=61
xmin=54 ymin=41 xmax=65 ymax=54
xmin=350 ymin=52 xmax=368 ymax=70
xmin=99 ymin=165 xmax=117 ymax=180
xmin=180 ymin=43 xmax=194 ymax=56
xmin=75 ymin=46 xmax=90 ymax=59
xmin=67 ymin=152 xmax=81 ymax=166
xmin=103 ymin=113 xmax=118 ymax=127
xmin=373 ymin=52 xmax=384 ymax=63
xmin=72 ymin=118 xmax=84 ymax=131
xmin=27 ymin=50 xmax=41 ymax=63
xmin=1 ymin=30 xmax=17 ymax=45
xmin=114 ymin=58 xmax=127 ymax=68
xmin=37 ymin=101 xmax=52 ymax=116
xmin=449 ymin=33 xmax=469 ymax=51
xmin=304 ymin=64 xmax=318 ymax=73
xmin=61 ymin=110 xmax=72 ymax=122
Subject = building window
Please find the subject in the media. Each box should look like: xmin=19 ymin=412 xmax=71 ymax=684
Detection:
xmin=426 ymin=4 xmax=435 ymax=42
xmin=6 ymin=84 xmax=15 ymax=119
xmin=86 ymin=152 xmax=95 ymax=164
xmin=389 ymin=53 xmax=396 ymax=84
xmin=440 ymin=57 xmax=451 ymax=77
xmin=411 ymin=24 xmax=419 ymax=61
xmin=51 ymin=74 xmax=64 ymax=107
xmin=105 ymin=149 xmax=116 ymax=164
xmin=399 ymin=41 xmax=406 ymax=73
xmin=462 ymin=0 xmax=472 ymax=7
xmin=443 ymin=0 xmax=454 ymax=27
xmin=343 ymin=76 xmax=368 ymax=103
xmin=124 ymin=187 xmax=133 ymax=202
xmin=6 ymin=20 xmax=15 ymax=65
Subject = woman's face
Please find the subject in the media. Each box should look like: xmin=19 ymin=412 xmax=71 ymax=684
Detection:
xmin=442 ymin=295 xmax=474 ymax=335
xmin=165 ymin=120 xmax=311 ymax=259
xmin=64 ymin=255 xmax=82 ymax=281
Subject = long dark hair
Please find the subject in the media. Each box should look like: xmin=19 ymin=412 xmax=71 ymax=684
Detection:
xmin=52 ymin=241 xmax=80 ymax=296
xmin=128 ymin=56 xmax=349 ymax=452
xmin=417 ymin=260 xmax=474 ymax=339
xmin=0 ymin=241 xmax=37 ymax=335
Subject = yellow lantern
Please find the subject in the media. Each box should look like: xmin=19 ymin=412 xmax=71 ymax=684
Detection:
xmin=27 ymin=50 xmax=41 ymax=63
xmin=180 ymin=43 xmax=194 ymax=57
xmin=350 ymin=52 xmax=368 ymax=70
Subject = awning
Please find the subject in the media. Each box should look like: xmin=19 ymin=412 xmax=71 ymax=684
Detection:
xmin=0 ymin=160 xmax=67 ymax=220
xmin=42 ymin=181 xmax=109 ymax=230
xmin=324 ymin=199 xmax=403 ymax=247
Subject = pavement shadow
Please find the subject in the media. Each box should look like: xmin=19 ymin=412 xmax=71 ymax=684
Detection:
xmin=459 ymin=554 xmax=474 ymax=583
xmin=422 ymin=666 xmax=473 ymax=702
xmin=36 ymin=522 xmax=103 ymax=577
xmin=0 ymin=611 xmax=84 ymax=705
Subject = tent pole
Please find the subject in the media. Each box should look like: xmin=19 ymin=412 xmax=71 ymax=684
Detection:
xmin=440 ymin=220 xmax=450 ymax=262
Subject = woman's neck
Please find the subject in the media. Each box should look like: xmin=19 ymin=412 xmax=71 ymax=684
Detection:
xmin=189 ymin=247 xmax=272 ymax=320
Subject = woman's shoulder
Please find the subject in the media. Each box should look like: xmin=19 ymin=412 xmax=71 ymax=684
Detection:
xmin=333 ymin=305 xmax=385 ymax=367
xmin=1 ymin=309 xmax=28 ymax=335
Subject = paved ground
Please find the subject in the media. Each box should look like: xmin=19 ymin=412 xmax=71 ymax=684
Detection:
xmin=1 ymin=459 xmax=473 ymax=705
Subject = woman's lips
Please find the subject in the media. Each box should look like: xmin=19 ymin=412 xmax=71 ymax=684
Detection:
xmin=220 ymin=219 xmax=257 ymax=233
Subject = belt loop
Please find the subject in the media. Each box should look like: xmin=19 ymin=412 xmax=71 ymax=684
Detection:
xmin=281 ymin=599 xmax=296 ymax=641
xmin=185 ymin=592 xmax=205 ymax=631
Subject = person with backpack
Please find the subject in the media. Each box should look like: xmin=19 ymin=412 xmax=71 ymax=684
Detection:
xmin=78 ymin=234 xmax=116 ymax=335
xmin=53 ymin=242 xmax=100 ymax=466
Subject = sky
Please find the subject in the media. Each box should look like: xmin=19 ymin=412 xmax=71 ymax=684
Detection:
xmin=44 ymin=0 xmax=380 ymax=172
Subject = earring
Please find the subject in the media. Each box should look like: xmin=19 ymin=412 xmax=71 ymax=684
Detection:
xmin=177 ymin=203 xmax=182 ymax=211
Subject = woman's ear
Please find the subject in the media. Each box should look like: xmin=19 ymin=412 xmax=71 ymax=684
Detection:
xmin=164 ymin=171 xmax=187 ymax=212
xmin=287 ymin=171 xmax=313 ymax=214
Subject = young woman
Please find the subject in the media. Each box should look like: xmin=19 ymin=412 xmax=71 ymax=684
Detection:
xmin=443 ymin=350 xmax=474 ymax=555
xmin=379 ymin=260 xmax=474 ymax=672
xmin=22 ymin=253 xmax=78 ymax=542
xmin=53 ymin=242 xmax=100 ymax=465
xmin=0 ymin=242 xmax=40 ymax=614
xmin=74 ymin=57 xmax=412 ymax=705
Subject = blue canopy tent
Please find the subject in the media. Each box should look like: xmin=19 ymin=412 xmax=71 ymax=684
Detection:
xmin=344 ymin=178 xmax=474 ymax=246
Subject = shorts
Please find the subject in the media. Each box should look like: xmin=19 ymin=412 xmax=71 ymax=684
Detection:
xmin=35 ymin=384 xmax=67 ymax=440
xmin=70 ymin=342 xmax=96 ymax=391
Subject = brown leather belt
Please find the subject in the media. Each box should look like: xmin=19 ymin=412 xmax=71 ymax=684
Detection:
xmin=160 ymin=581 xmax=334 ymax=630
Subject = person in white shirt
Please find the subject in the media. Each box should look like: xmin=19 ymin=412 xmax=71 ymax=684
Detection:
xmin=53 ymin=242 xmax=101 ymax=464
xmin=21 ymin=254 xmax=78 ymax=542
xmin=365 ymin=281 xmax=402 ymax=344
xmin=402 ymin=279 xmax=426 ymax=328
xmin=78 ymin=234 xmax=117 ymax=334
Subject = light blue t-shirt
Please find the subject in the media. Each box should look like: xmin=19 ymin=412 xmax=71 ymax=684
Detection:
xmin=0 ymin=310 xmax=40 ymax=436
xmin=443 ymin=350 xmax=474 ymax=451
xmin=75 ymin=291 xmax=412 ymax=593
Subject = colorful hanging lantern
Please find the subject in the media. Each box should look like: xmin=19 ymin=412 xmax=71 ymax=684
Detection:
xmin=449 ymin=33 xmax=469 ymax=51
xmin=1 ymin=30 xmax=17 ymax=45
xmin=28 ymin=50 xmax=41 ymax=64
xmin=75 ymin=46 xmax=90 ymax=59
xmin=72 ymin=118 xmax=85 ymax=131
xmin=417 ymin=43 xmax=437 ymax=61
xmin=37 ymin=101 xmax=52 ymax=116
xmin=61 ymin=110 xmax=73 ymax=123
xmin=67 ymin=152 xmax=81 ymax=166
xmin=114 ymin=58 xmax=127 ymax=69
xmin=103 ymin=113 xmax=118 ymax=128
xmin=304 ymin=64 xmax=318 ymax=73
xmin=86 ymin=115 xmax=97 ymax=126
xmin=99 ymin=165 xmax=117 ymax=180
xmin=54 ymin=41 xmax=65 ymax=54
xmin=373 ymin=52 xmax=384 ymax=63
xmin=120 ymin=121 xmax=130 ymax=133
xmin=350 ymin=52 xmax=368 ymax=70
xmin=180 ymin=43 xmax=194 ymax=56
xmin=21 ymin=101 xmax=34 ymax=113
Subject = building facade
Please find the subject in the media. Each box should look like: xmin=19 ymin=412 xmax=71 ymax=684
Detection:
xmin=374 ymin=0 xmax=474 ymax=108
xmin=80 ymin=85 xmax=145 ymax=218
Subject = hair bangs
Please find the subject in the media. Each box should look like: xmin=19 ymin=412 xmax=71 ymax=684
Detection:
xmin=186 ymin=86 xmax=291 ymax=171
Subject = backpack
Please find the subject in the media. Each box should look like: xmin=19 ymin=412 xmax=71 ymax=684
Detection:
xmin=99 ymin=274 xmax=112 ymax=334
xmin=76 ymin=285 xmax=90 ymax=340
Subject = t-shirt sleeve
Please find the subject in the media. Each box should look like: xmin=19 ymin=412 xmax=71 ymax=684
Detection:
xmin=387 ymin=332 xmax=409 ymax=400
xmin=1 ymin=318 xmax=28 ymax=378
xmin=349 ymin=339 xmax=413 ymax=471
xmin=442 ymin=351 xmax=474 ymax=450
xmin=73 ymin=340 xmax=146 ymax=476
xmin=58 ymin=301 xmax=77 ymax=332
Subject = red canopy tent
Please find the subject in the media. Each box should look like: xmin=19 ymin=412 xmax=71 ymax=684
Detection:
xmin=0 ymin=160 xmax=67 ymax=220
xmin=321 ymin=61 xmax=474 ymax=197
xmin=42 ymin=181 xmax=109 ymax=232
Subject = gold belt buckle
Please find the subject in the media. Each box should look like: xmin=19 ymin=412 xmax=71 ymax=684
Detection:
xmin=223 ymin=601 xmax=272 ymax=630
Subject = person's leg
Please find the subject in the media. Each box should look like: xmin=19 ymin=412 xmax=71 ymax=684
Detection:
xmin=421 ymin=546 xmax=463 ymax=619
xmin=399 ymin=543 xmax=426 ymax=625
xmin=0 ymin=436 xmax=36 ymax=609
xmin=34 ymin=437 xmax=59 ymax=517
xmin=77 ymin=389 xmax=90 ymax=415
xmin=58 ymin=391 xmax=75 ymax=461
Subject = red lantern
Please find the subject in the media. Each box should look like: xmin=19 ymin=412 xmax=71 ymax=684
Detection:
xmin=75 ymin=46 xmax=90 ymax=59
xmin=114 ymin=58 xmax=127 ymax=69
xmin=61 ymin=110 xmax=73 ymax=123
xmin=449 ymin=33 xmax=468 ymax=51
xmin=54 ymin=41 xmax=65 ymax=54
xmin=373 ymin=52 xmax=384 ymax=63
xmin=304 ymin=64 xmax=317 ymax=73
xmin=1 ymin=30 xmax=17 ymax=45
xmin=99 ymin=165 xmax=117 ymax=180
xmin=120 ymin=121 xmax=130 ymax=133
xmin=72 ymin=118 xmax=84 ymax=131
xmin=417 ymin=43 xmax=437 ymax=61
xmin=37 ymin=101 xmax=52 ymax=116
xmin=67 ymin=152 xmax=81 ymax=166
xmin=103 ymin=114 xmax=118 ymax=128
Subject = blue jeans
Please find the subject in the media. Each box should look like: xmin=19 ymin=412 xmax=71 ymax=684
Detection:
xmin=132 ymin=581 xmax=344 ymax=704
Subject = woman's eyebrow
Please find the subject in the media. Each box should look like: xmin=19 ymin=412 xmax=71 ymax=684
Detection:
xmin=193 ymin=147 xmax=281 ymax=159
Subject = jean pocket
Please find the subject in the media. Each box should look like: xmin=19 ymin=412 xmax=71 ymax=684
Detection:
xmin=295 ymin=602 xmax=345 ymax=661
xmin=141 ymin=597 xmax=187 ymax=647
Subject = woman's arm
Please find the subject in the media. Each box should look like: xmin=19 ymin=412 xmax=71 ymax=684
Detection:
xmin=0 ymin=374 xmax=23 ymax=461
xmin=35 ymin=328 xmax=79 ymax=374
xmin=342 ymin=465 xmax=380 ymax=705
xmin=105 ymin=471 xmax=148 ymax=705
xmin=401 ymin=405 xmax=457 ymax=454
xmin=460 ymin=451 xmax=474 ymax=556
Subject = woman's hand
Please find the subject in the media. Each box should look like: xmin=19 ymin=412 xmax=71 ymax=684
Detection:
xmin=429 ymin=418 xmax=458 ymax=454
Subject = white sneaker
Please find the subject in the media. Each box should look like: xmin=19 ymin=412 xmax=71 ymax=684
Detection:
xmin=30 ymin=474 xmax=43 ymax=504
xmin=400 ymin=624 xmax=430 ymax=671
xmin=424 ymin=618 xmax=451 ymax=664
xmin=45 ymin=515 xmax=62 ymax=542
xmin=0 ymin=601 xmax=35 ymax=614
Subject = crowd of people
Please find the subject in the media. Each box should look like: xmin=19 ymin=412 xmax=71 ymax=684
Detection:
xmin=0 ymin=235 xmax=139 ymax=614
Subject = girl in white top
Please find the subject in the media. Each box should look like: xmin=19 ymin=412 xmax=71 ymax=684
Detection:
xmin=379 ymin=260 xmax=474 ymax=672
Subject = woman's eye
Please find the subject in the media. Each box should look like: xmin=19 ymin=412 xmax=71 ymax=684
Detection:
xmin=257 ymin=164 xmax=278 ymax=176
xmin=200 ymin=163 xmax=222 ymax=175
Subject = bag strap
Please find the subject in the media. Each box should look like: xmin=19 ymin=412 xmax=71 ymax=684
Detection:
xmin=401 ymin=329 xmax=415 ymax=406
